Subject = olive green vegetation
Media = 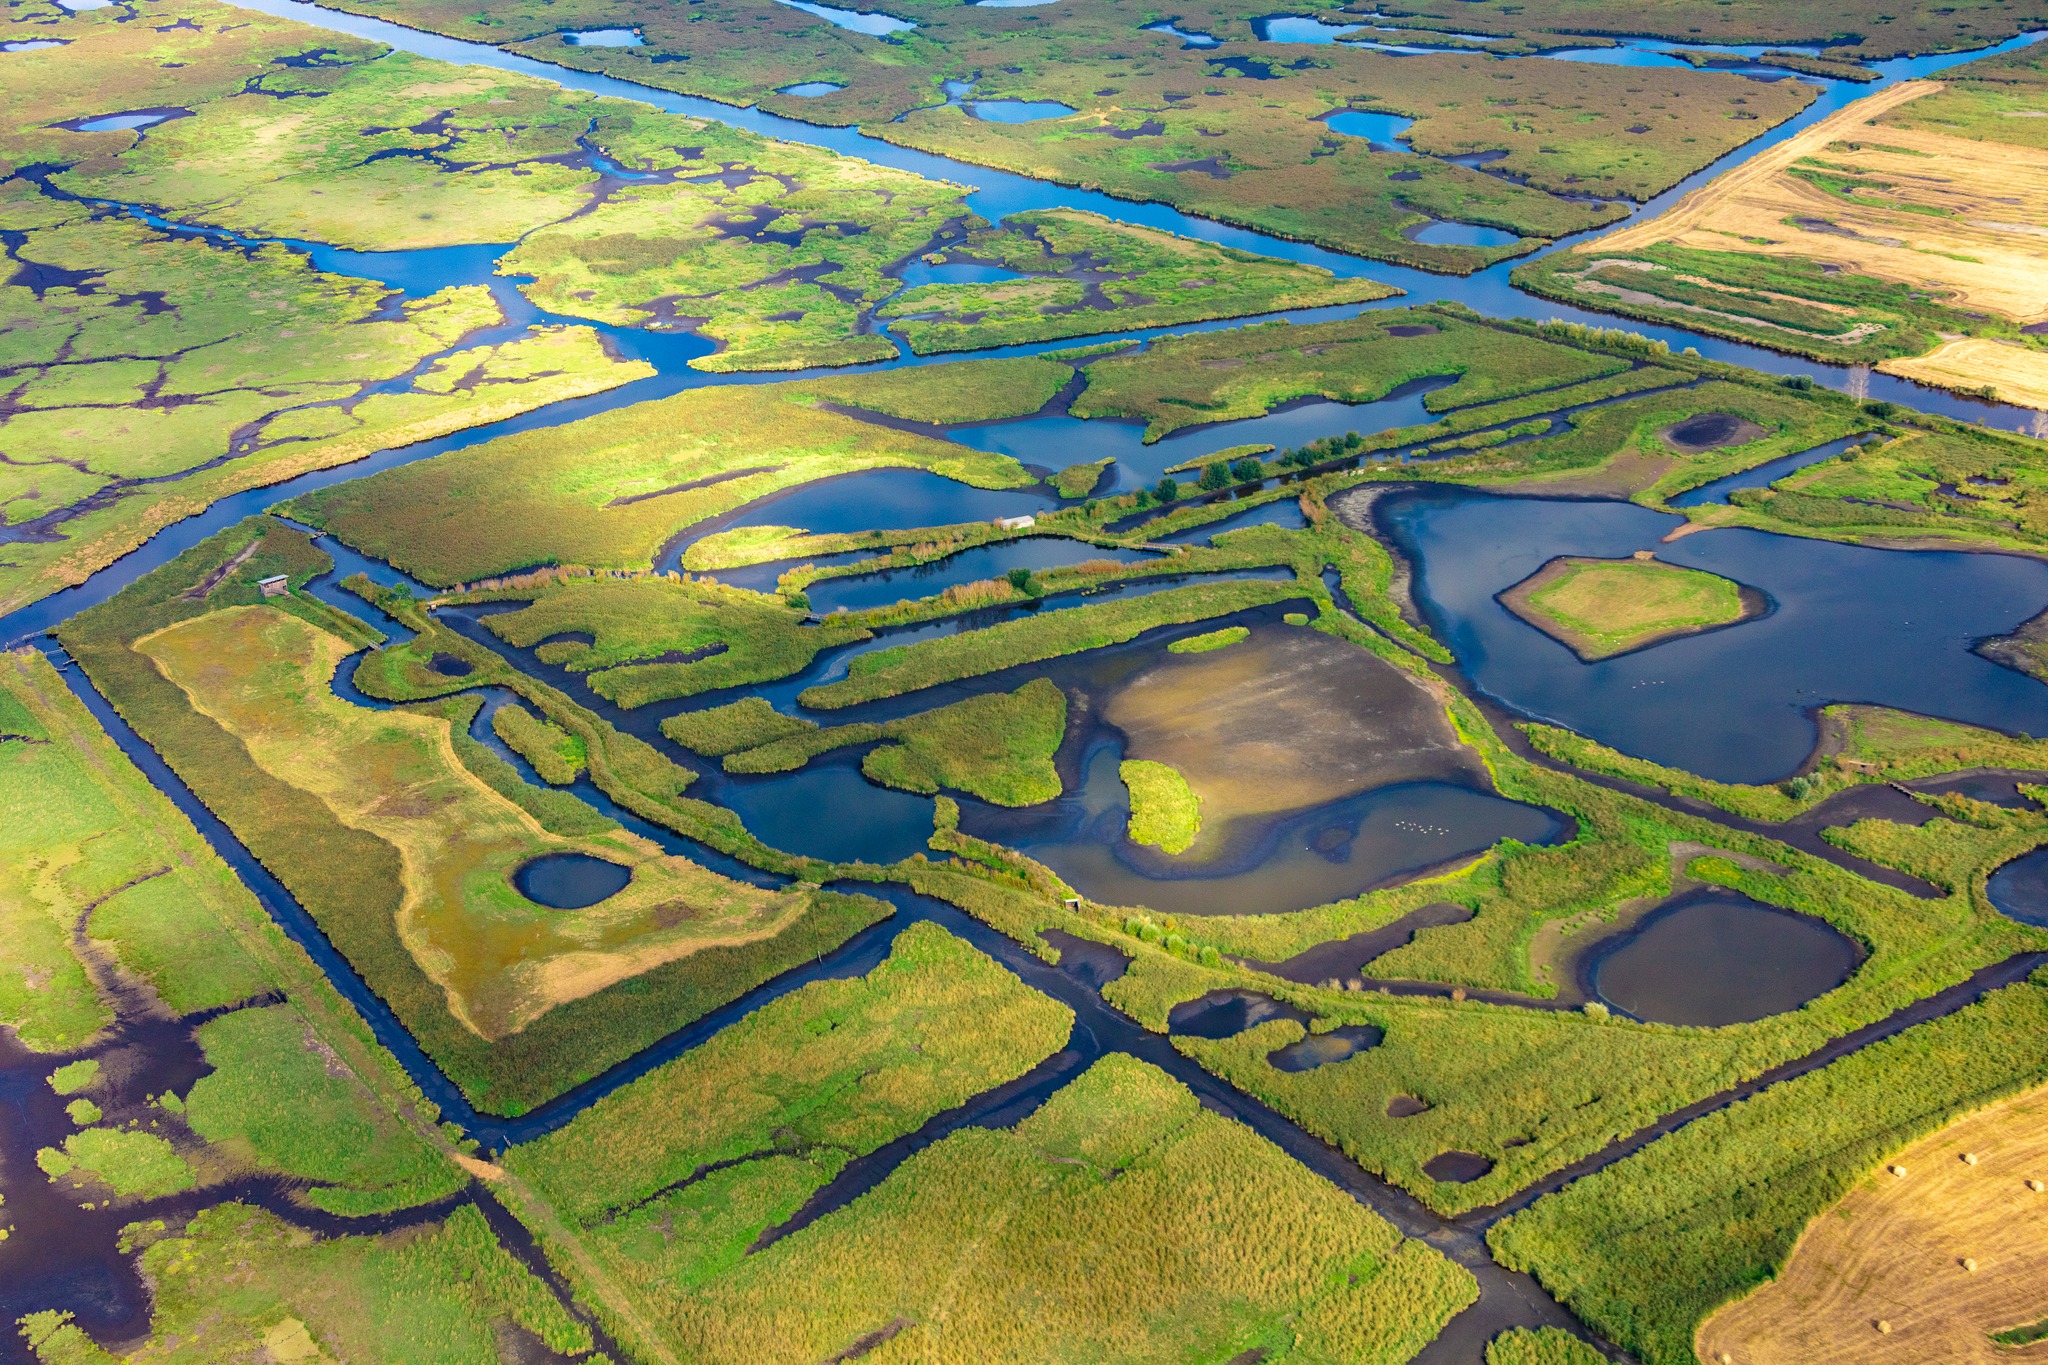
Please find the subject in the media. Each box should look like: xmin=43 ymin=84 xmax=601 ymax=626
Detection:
xmin=1485 ymin=1327 xmax=1608 ymax=1365
xmin=1487 ymin=976 xmax=2048 ymax=1365
xmin=1707 ymin=423 xmax=2048 ymax=555
xmin=36 ymin=1127 xmax=193 ymax=1200
xmin=57 ymin=520 xmax=893 ymax=1115
xmin=1512 ymin=239 xmax=2020 ymax=369
xmin=661 ymin=696 xmax=823 ymax=756
xmin=879 ymin=209 xmax=1396 ymax=355
xmin=282 ymin=381 xmax=1031 ymax=586
xmin=1122 ymin=759 xmax=1204 ymax=855
xmin=0 ymin=179 xmax=642 ymax=617
xmin=1072 ymin=309 xmax=1632 ymax=440
xmin=21 ymin=1203 xmax=590 ymax=1365
xmin=1823 ymin=794 xmax=2048 ymax=894
xmin=793 ymin=355 xmax=1073 ymax=424
xmin=13 ymin=4 xmax=1340 ymax=377
xmin=1994 ymin=1317 xmax=2048 ymax=1348
xmin=1053 ymin=458 xmax=1114 ymax=499
xmin=1504 ymin=557 xmax=1749 ymax=661
xmin=1168 ymin=625 xmax=1250 ymax=654
xmin=501 ymin=924 xmax=1071 ymax=1331
xmin=306 ymin=0 xmax=1829 ymax=271
xmin=464 ymin=571 xmax=872 ymax=709
xmin=1524 ymin=704 xmax=2048 ymax=822
xmin=510 ymin=1041 xmax=1475 ymax=1365
xmin=491 ymin=702 xmax=588 ymax=785
xmin=47 ymin=1060 xmax=98 ymax=1097
xmin=718 ymin=679 xmax=1067 ymax=806
xmin=799 ymin=577 xmax=1311 ymax=709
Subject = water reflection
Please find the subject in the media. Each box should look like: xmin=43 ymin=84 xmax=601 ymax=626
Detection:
xmin=1377 ymin=486 xmax=2048 ymax=782
xmin=1588 ymin=888 xmax=1862 ymax=1025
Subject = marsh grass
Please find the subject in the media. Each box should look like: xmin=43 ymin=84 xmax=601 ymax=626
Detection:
xmin=1120 ymin=758 xmax=1202 ymax=854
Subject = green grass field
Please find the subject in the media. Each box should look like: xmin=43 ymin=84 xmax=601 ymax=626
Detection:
xmin=1502 ymin=557 xmax=1750 ymax=660
xmin=1122 ymin=759 xmax=1203 ymax=854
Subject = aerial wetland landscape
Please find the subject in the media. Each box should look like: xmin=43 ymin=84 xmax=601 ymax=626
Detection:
xmin=12 ymin=0 xmax=2048 ymax=1361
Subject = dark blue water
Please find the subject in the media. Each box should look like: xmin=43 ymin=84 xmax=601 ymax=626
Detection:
xmin=1153 ymin=498 xmax=1309 ymax=544
xmin=514 ymin=853 xmax=634 ymax=908
xmin=1987 ymin=848 xmax=2048 ymax=927
xmin=1588 ymin=888 xmax=1863 ymax=1025
xmin=1253 ymin=15 xmax=1365 ymax=43
xmin=1168 ymin=989 xmax=1311 ymax=1037
xmin=804 ymin=538 xmax=1154 ymax=614
xmin=1143 ymin=21 xmax=1218 ymax=47
xmin=1380 ymin=487 xmax=2048 ymax=782
xmin=1268 ymin=1023 xmax=1384 ymax=1071
xmin=679 ymin=468 xmax=1059 ymax=559
xmin=1410 ymin=221 xmax=1522 ymax=249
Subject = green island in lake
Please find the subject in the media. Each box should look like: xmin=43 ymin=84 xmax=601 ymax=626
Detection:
xmin=7 ymin=2 xmax=2048 ymax=1364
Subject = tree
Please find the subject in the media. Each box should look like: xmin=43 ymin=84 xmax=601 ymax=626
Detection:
xmin=1230 ymin=457 xmax=1264 ymax=483
xmin=1199 ymin=462 xmax=1231 ymax=492
xmin=1154 ymin=477 xmax=1179 ymax=503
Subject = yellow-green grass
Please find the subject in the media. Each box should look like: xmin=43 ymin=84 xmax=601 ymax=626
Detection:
xmin=465 ymin=572 xmax=872 ymax=709
xmin=1524 ymin=703 xmax=2048 ymax=822
xmin=517 ymin=1049 xmax=1473 ymax=1365
xmin=1500 ymin=556 xmax=1752 ymax=661
xmin=48 ymin=1060 xmax=98 ymax=1096
xmin=1072 ymin=310 xmax=1630 ymax=440
xmin=1053 ymin=458 xmax=1114 ymax=499
xmin=184 ymin=1004 xmax=455 ymax=1216
xmin=491 ymin=702 xmax=587 ymax=785
xmin=1486 ymin=1327 xmax=1607 ymax=1365
xmin=1167 ymin=625 xmax=1249 ymax=655
xmin=59 ymin=520 xmax=895 ymax=1114
xmin=799 ymin=576 xmax=1309 ymax=708
xmin=722 ymin=679 xmax=1066 ymax=806
xmin=1487 ymin=976 xmax=2048 ymax=1365
xmin=21 ymin=1203 xmax=589 ymax=1365
xmin=791 ymin=356 xmax=1074 ymax=424
xmin=283 ymin=383 xmax=1031 ymax=586
xmin=503 ymin=921 xmax=1070 ymax=1230
xmin=1122 ymin=759 xmax=1203 ymax=855
xmin=36 ymin=1127 xmax=194 ymax=1199
xmin=134 ymin=603 xmax=818 ymax=1042
xmin=662 ymin=696 xmax=821 ymax=756
xmin=0 ymin=182 xmax=646 ymax=615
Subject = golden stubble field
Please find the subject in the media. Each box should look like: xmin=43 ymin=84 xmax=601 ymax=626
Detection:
xmin=1698 ymin=1083 xmax=2048 ymax=1364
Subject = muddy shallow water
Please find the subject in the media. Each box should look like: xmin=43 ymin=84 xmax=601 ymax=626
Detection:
xmin=1586 ymin=887 xmax=1864 ymax=1025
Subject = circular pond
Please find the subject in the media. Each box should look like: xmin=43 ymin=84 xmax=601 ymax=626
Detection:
xmin=1987 ymin=847 xmax=2048 ymax=926
xmin=1587 ymin=888 xmax=1862 ymax=1026
xmin=1424 ymin=1151 xmax=1494 ymax=1183
xmin=427 ymin=653 xmax=473 ymax=677
xmin=514 ymin=853 xmax=632 ymax=909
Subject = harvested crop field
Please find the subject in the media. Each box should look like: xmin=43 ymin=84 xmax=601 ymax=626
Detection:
xmin=1698 ymin=1083 xmax=2048 ymax=1364
xmin=1583 ymin=82 xmax=2048 ymax=327
xmin=1880 ymin=336 xmax=2048 ymax=409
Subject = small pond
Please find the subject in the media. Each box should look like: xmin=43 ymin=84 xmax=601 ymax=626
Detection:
xmin=1040 ymin=928 xmax=1131 ymax=988
xmin=893 ymin=259 xmax=1030 ymax=289
xmin=1268 ymin=1024 xmax=1383 ymax=1071
xmin=1406 ymin=220 xmax=1521 ymax=248
xmin=1253 ymin=14 xmax=1364 ymax=42
xmin=514 ymin=853 xmax=633 ymax=909
xmin=1586 ymin=888 xmax=1863 ymax=1026
xmin=1168 ymin=989 xmax=1310 ymax=1038
xmin=561 ymin=28 xmax=642 ymax=45
xmin=778 ymin=81 xmax=845 ymax=96
xmin=1424 ymin=1151 xmax=1494 ymax=1183
xmin=1324 ymin=109 xmax=1415 ymax=152
xmin=427 ymin=653 xmax=473 ymax=677
xmin=676 ymin=468 xmax=1059 ymax=564
xmin=1987 ymin=847 xmax=2048 ymax=927
xmin=969 ymin=99 xmax=1076 ymax=123
xmin=66 ymin=110 xmax=181 ymax=132
xmin=1143 ymin=20 xmax=1219 ymax=47
xmin=802 ymin=537 xmax=1154 ymax=615
xmin=773 ymin=0 xmax=917 ymax=35
xmin=4 ymin=39 xmax=66 ymax=50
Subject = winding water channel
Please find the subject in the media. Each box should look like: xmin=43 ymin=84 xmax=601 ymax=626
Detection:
xmin=11 ymin=7 xmax=2048 ymax=1362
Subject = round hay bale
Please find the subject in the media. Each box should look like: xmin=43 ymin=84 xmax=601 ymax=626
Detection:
xmin=1877 ymin=1320 xmax=1893 ymax=1335
xmin=1962 ymin=1152 xmax=1979 ymax=1165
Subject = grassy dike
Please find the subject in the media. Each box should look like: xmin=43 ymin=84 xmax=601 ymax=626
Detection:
xmin=497 ymin=929 xmax=1474 ymax=1364
xmin=1487 ymin=973 xmax=2048 ymax=1365
xmin=1 ymin=647 xmax=598 ymax=1359
xmin=56 ymin=519 xmax=891 ymax=1115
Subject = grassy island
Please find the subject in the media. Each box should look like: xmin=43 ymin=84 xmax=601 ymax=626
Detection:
xmin=1500 ymin=556 xmax=1757 ymax=661
xmin=1122 ymin=759 xmax=1203 ymax=854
